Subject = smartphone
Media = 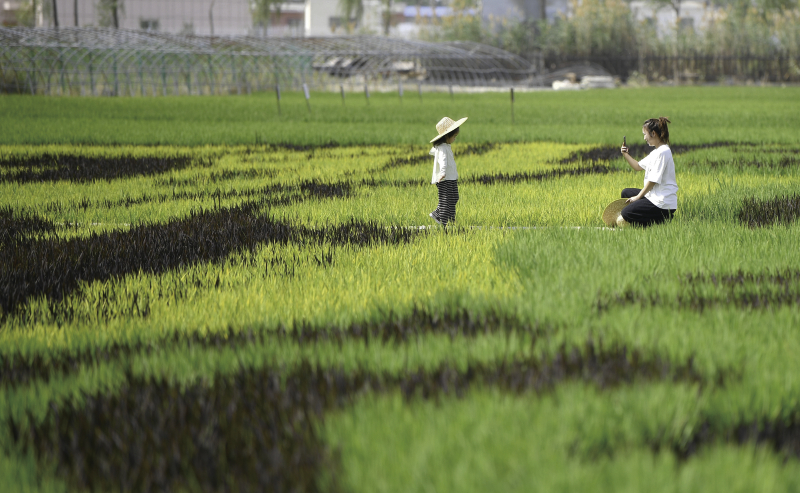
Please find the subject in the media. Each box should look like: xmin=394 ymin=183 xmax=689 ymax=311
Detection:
xmin=623 ymin=135 xmax=626 ymax=147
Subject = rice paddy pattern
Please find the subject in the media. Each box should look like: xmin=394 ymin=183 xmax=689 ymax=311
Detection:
xmin=8 ymin=330 xmax=798 ymax=492
xmin=9 ymin=341 xmax=707 ymax=493
xmin=0 ymin=206 xmax=56 ymax=244
xmin=739 ymin=194 xmax=800 ymax=227
xmin=0 ymin=310 xmax=549 ymax=388
xmin=0 ymin=154 xmax=211 ymax=183
xmin=0 ymin=199 xmax=419 ymax=316
xmin=3 ymin=139 xmax=800 ymax=492
xmin=596 ymin=269 xmax=800 ymax=312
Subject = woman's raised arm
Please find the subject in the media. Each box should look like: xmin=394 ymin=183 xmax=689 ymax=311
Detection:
xmin=621 ymin=146 xmax=644 ymax=171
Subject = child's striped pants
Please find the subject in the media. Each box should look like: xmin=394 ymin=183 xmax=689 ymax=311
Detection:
xmin=431 ymin=179 xmax=459 ymax=225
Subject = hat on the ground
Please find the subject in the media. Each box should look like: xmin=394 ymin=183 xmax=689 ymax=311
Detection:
xmin=602 ymin=198 xmax=629 ymax=227
xmin=430 ymin=116 xmax=468 ymax=143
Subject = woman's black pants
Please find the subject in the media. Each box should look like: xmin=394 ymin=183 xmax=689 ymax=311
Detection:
xmin=432 ymin=179 xmax=459 ymax=225
xmin=620 ymin=188 xmax=675 ymax=227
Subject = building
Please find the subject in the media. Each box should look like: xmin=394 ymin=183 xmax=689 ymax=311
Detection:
xmin=2 ymin=1 xmax=23 ymax=26
xmin=4 ymin=0 xmax=710 ymax=39
xmin=4 ymin=0 xmax=257 ymax=35
xmin=3 ymin=0 xmax=476 ymax=38
xmin=305 ymin=0 xmax=408 ymax=36
xmin=482 ymin=0 xmax=570 ymax=24
xmin=256 ymin=2 xmax=305 ymax=37
xmin=483 ymin=0 xmax=545 ymax=22
xmin=629 ymin=0 xmax=712 ymax=35
xmin=303 ymin=0 xmax=339 ymax=35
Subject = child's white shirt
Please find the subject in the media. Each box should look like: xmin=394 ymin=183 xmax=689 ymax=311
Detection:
xmin=430 ymin=143 xmax=458 ymax=184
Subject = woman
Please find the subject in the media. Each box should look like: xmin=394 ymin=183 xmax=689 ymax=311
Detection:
xmin=618 ymin=117 xmax=678 ymax=227
xmin=429 ymin=116 xmax=467 ymax=226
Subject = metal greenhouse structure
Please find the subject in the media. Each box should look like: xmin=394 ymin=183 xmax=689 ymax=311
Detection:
xmin=0 ymin=27 xmax=542 ymax=96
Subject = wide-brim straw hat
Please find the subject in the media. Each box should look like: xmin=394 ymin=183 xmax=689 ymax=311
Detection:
xmin=602 ymin=198 xmax=629 ymax=226
xmin=430 ymin=116 xmax=468 ymax=143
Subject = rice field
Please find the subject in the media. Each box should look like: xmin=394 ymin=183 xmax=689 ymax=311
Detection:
xmin=3 ymin=87 xmax=800 ymax=492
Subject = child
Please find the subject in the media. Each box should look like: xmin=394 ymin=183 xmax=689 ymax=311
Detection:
xmin=618 ymin=117 xmax=678 ymax=227
xmin=429 ymin=116 xmax=467 ymax=226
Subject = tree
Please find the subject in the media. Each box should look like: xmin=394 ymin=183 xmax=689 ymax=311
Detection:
xmin=209 ymin=0 xmax=216 ymax=36
xmin=648 ymin=0 xmax=683 ymax=20
xmin=96 ymin=0 xmax=123 ymax=28
xmin=713 ymin=0 xmax=799 ymax=16
xmin=17 ymin=0 xmax=62 ymax=27
xmin=251 ymin=0 xmax=281 ymax=35
xmin=382 ymin=0 xmax=393 ymax=35
xmin=16 ymin=0 xmax=37 ymax=27
xmin=338 ymin=0 xmax=364 ymax=33
xmin=341 ymin=0 xmax=396 ymax=36
xmin=51 ymin=0 xmax=58 ymax=27
xmin=756 ymin=0 xmax=799 ymax=11
xmin=419 ymin=0 xmax=486 ymax=44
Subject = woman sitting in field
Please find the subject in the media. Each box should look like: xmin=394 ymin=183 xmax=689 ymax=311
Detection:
xmin=617 ymin=117 xmax=678 ymax=227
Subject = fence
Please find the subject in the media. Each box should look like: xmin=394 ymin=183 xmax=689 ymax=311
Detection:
xmin=0 ymin=27 xmax=540 ymax=96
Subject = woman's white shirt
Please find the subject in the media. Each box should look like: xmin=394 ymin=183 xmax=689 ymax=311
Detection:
xmin=639 ymin=145 xmax=678 ymax=209
xmin=430 ymin=143 xmax=458 ymax=184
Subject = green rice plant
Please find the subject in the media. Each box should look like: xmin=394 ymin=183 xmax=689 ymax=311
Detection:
xmin=0 ymin=451 xmax=66 ymax=493
xmin=323 ymin=385 xmax=800 ymax=493
xmin=0 ymin=142 xmax=586 ymax=234
xmin=3 ymin=87 xmax=800 ymax=147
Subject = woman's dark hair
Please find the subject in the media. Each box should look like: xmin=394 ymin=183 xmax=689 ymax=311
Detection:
xmin=643 ymin=117 xmax=671 ymax=144
xmin=433 ymin=127 xmax=459 ymax=146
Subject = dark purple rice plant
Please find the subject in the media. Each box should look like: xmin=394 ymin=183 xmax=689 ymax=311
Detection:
xmin=739 ymin=194 xmax=800 ymax=228
xmin=0 ymin=199 xmax=419 ymax=317
xmin=0 ymin=206 xmax=56 ymax=246
xmin=0 ymin=154 xmax=211 ymax=183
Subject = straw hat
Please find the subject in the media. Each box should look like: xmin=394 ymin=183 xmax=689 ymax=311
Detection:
xmin=430 ymin=116 xmax=468 ymax=143
xmin=602 ymin=198 xmax=629 ymax=227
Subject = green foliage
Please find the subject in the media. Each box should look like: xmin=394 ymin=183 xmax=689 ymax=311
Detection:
xmin=325 ymin=387 xmax=800 ymax=493
xmin=95 ymin=0 xmax=123 ymax=29
xmin=251 ymin=0 xmax=282 ymax=29
xmin=417 ymin=4 xmax=486 ymax=44
xmin=420 ymin=0 xmax=800 ymax=59
xmin=13 ymin=1 xmax=36 ymax=28
xmin=692 ymin=6 xmax=800 ymax=56
xmin=338 ymin=0 xmax=364 ymax=33
xmin=715 ymin=0 xmax=799 ymax=16
xmin=11 ymin=0 xmax=61 ymax=28
xmin=539 ymin=0 xmax=640 ymax=57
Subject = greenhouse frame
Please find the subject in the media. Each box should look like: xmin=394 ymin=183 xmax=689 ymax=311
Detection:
xmin=0 ymin=28 xmax=542 ymax=96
